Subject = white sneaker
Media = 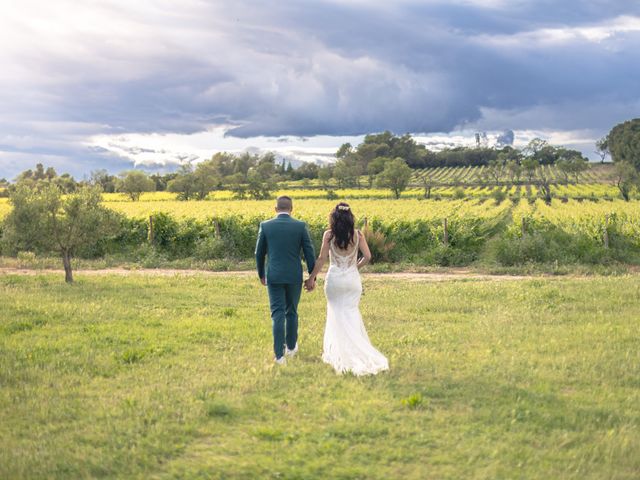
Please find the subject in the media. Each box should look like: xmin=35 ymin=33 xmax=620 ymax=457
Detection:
xmin=285 ymin=343 xmax=298 ymax=357
xmin=275 ymin=356 xmax=287 ymax=365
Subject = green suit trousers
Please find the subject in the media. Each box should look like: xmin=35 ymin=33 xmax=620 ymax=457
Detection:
xmin=267 ymin=282 xmax=302 ymax=359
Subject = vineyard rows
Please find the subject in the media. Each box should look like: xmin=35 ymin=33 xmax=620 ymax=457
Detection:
xmin=509 ymin=199 xmax=640 ymax=247
xmin=1 ymin=194 xmax=638 ymax=264
xmin=410 ymin=163 xmax=613 ymax=186
xmin=99 ymin=181 xmax=625 ymax=201
xmin=1 ymin=192 xmax=636 ymax=227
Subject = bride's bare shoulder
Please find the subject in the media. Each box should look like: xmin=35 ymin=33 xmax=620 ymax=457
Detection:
xmin=323 ymin=229 xmax=332 ymax=240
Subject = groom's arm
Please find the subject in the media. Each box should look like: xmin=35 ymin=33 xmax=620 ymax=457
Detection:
xmin=255 ymin=222 xmax=267 ymax=282
xmin=301 ymin=223 xmax=316 ymax=274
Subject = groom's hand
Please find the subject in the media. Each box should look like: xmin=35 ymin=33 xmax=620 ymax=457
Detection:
xmin=304 ymin=277 xmax=316 ymax=292
xmin=260 ymin=277 xmax=266 ymax=286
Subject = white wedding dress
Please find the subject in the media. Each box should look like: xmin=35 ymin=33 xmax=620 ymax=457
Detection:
xmin=322 ymin=232 xmax=389 ymax=376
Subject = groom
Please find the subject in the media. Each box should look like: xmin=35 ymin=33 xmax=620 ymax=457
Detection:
xmin=255 ymin=196 xmax=316 ymax=364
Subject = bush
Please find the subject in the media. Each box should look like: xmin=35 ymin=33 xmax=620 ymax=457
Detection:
xmin=113 ymin=217 xmax=149 ymax=248
xmin=488 ymin=221 xmax=637 ymax=266
xmin=17 ymin=251 xmax=37 ymax=266
xmin=194 ymin=236 xmax=227 ymax=260
xmin=6 ymin=207 xmax=633 ymax=269
xmin=214 ymin=215 xmax=262 ymax=258
xmin=417 ymin=244 xmax=476 ymax=266
xmin=370 ymin=219 xmax=434 ymax=259
xmin=133 ymin=244 xmax=169 ymax=268
xmin=492 ymin=232 xmax=554 ymax=266
xmin=362 ymin=227 xmax=395 ymax=263
xmin=149 ymin=212 xmax=206 ymax=258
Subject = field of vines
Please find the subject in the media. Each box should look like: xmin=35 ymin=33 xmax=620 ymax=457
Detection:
xmin=104 ymin=197 xmax=507 ymax=221
xmin=1 ymin=164 xmax=638 ymax=266
xmin=509 ymin=199 xmax=640 ymax=248
xmin=410 ymin=163 xmax=613 ymax=185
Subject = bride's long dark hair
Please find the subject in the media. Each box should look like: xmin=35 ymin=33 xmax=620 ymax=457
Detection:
xmin=329 ymin=202 xmax=355 ymax=249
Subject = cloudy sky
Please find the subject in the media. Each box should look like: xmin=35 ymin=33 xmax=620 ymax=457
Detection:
xmin=1 ymin=0 xmax=639 ymax=179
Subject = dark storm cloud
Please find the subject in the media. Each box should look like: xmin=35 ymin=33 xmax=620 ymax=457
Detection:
xmin=1 ymin=0 xmax=639 ymax=176
xmin=189 ymin=0 xmax=640 ymax=137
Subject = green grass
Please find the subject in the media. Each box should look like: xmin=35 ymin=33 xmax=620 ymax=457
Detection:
xmin=1 ymin=273 xmax=639 ymax=479
xmin=0 ymin=253 xmax=257 ymax=272
xmin=1 ymin=253 xmax=638 ymax=277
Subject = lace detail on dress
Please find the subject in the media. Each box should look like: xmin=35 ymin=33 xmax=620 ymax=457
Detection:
xmin=329 ymin=231 xmax=359 ymax=270
xmin=322 ymin=229 xmax=389 ymax=376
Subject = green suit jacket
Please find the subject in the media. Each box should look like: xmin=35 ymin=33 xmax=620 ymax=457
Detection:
xmin=255 ymin=214 xmax=316 ymax=284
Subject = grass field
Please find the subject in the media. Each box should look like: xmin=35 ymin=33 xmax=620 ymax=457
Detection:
xmin=1 ymin=273 xmax=639 ymax=479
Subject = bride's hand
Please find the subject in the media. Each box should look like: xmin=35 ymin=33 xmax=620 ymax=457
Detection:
xmin=304 ymin=277 xmax=316 ymax=292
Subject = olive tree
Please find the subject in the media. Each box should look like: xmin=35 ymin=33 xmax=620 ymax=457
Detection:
xmin=366 ymin=157 xmax=387 ymax=188
xmin=168 ymin=162 xmax=220 ymax=201
xmin=376 ymin=157 xmax=412 ymax=199
xmin=521 ymin=157 xmax=539 ymax=183
xmin=612 ymin=161 xmax=639 ymax=201
xmin=117 ymin=170 xmax=155 ymax=201
xmin=556 ymin=158 xmax=573 ymax=184
xmin=535 ymin=165 xmax=553 ymax=204
xmin=419 ymin=168 xmax=437 ymax=199
xmin=606 ymin=118 xmax=640 ymax=170
xmin=482 ymin=155 xmax=507 ymax=184
xmin=595 ymin=137 xmax=609 ymax=163
xmin=318 ymin=166 xmax=333 ymax=187
xmin=506 ymin=159 xmax=522 ymax=184
xmin=2 ymin=184 xmax=120 ymax=282
xmin=167 ymin=164 xmax=197 ymax=200
xmin=333 ymin=158 xmax=362 ymax=188
xmin=246 ymin=168 xmax=275 ymax=200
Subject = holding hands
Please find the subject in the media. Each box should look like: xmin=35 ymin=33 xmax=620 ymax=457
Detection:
xmin=260 ymin=276 xmax=315 ymax=291
xmin=304 ymin=277 xmax=316 ymax=292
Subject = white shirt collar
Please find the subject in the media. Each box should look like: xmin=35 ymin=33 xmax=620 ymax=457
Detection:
xmin=276 ymin=211 xmax=291 ymax=216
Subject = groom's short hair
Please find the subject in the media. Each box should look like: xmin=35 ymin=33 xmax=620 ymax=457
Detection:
xmin=276 ymin=196 xmax=293 ymax=212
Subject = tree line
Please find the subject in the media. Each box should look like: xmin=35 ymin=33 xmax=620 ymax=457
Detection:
xmin=1 ymin=119 xmax=639 ymax=203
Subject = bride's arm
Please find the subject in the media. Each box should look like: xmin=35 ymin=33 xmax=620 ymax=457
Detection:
xmin=356 ymin=230 xmax=372 ymax=269
xmin=308 ymin=230 xmax=331 ymax=281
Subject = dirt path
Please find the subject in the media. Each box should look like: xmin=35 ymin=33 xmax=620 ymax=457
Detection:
xmin=0 ymin=267 xmax=557 ymax=282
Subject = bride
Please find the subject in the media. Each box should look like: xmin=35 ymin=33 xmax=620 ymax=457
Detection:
xmin=305 ymin=202 xmax=389 ymax=376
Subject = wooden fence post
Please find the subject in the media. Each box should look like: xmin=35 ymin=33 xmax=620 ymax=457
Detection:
xmin=521 ymin=217 xmax=526 ymax=237
xmin=148 ymin=215 xmax=155 ymax=244
xmin=363 ymin=217 xmax=368 ymax=229
xmin=443 ymin=218 xmax=449 ymax=246
xmin=603 ymin=214 xmax=609 ymax=249
xmin=213 ymin=219 xmax=221 ymax=238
